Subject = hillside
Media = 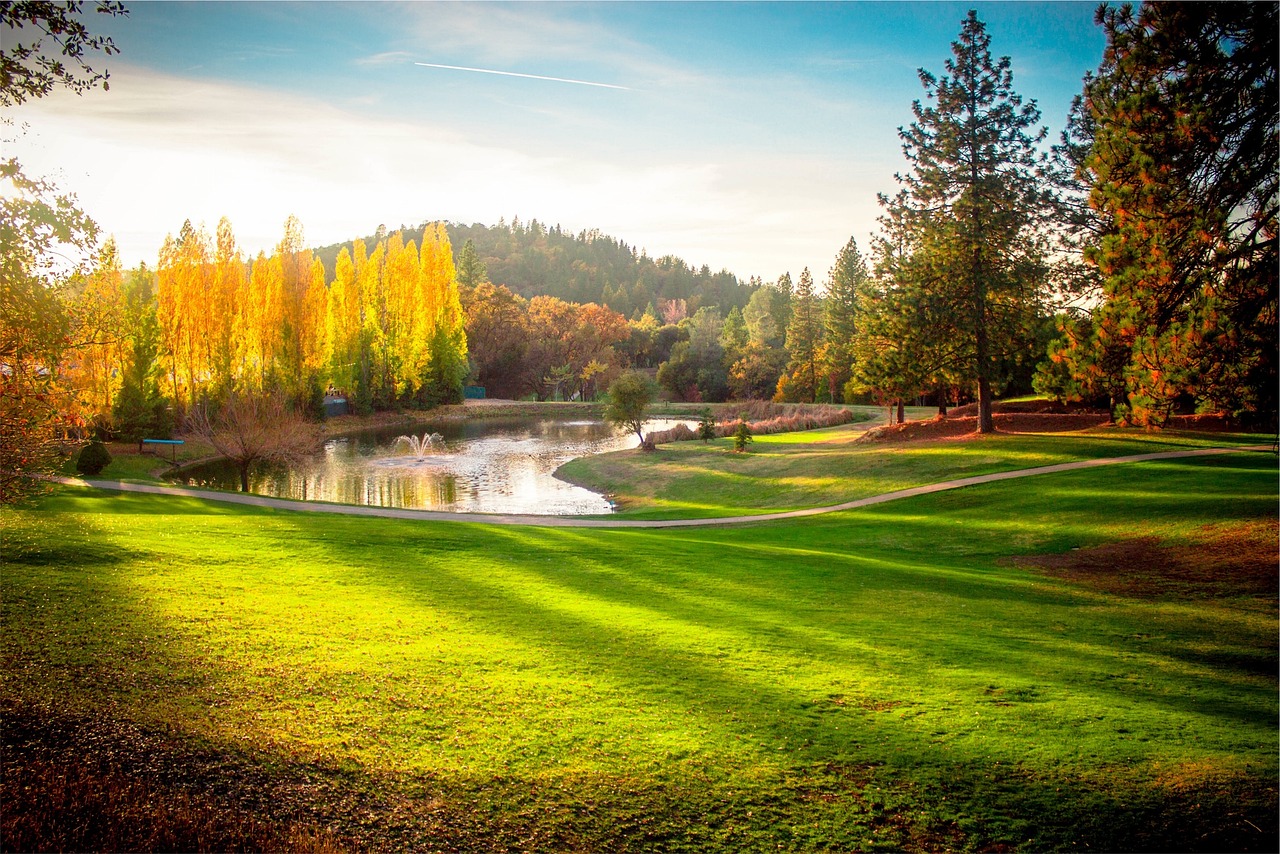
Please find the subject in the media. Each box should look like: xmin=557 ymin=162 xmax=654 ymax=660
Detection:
xmin=314 ymin=218 xmax=757 ymax=319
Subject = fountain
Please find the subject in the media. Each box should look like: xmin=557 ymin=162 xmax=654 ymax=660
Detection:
xmin=394 ymin=432 xmax=445 ymax=460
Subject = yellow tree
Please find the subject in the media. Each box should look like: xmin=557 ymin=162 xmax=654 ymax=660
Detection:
xmin=156 ymin=220 xmax=213 ymax=414
xmin=358 ymin=237 xmax=389 ymax=406
xmin=301 ymin=256 xmax=328 ymax=383
xmin=68 ymin=236 xmax=126 ymax=425
xmin=419 ymin=222 xmax=468 ymax=404
xmin=325 ymin=244 xmax=361 ymax=395
xmin=239 ymin=250 xmax=283 ymax=391
xmin=210 ymin=217 xmax=244 ymax=397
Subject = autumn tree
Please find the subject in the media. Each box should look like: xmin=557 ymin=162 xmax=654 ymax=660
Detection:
xmin=66 ymin=235 xmax=126 ymax=426
xmin=881 ymin=10 xmax=1054 ymax=432
xmin=1 ymin=1 xmax=124 ymax=501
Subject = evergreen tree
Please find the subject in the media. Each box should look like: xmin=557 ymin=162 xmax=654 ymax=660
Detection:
xmin=1072 ymin=3 xmax=1277 ymax=426
xmin=455 ymin=237 xmax=488 ymax=294
xmin=780 ymin=267 xmax=823 ymax=402
xmin=112 ymin=265 xmax=172 ymax=442
xmin=822 ymin=238 xmax=867 ymax=401
xmin=881 ymin=10 xmax=1054 ymax=432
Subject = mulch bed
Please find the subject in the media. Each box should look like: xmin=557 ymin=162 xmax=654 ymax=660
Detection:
xmin=860 ymin=411 xmax=1113 ymax=444
xmin=1010 ymin=519 xmax=1279 ymax=601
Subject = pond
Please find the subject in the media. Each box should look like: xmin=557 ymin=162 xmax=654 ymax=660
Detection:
xmin=169 ymin=417 xmax=691 ymax=515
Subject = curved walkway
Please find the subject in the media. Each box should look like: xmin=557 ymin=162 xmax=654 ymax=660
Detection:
xmin=58 ymin=444 xmax=1271 ymax=529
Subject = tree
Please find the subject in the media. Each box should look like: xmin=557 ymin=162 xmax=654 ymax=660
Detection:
xmin=778 ymin=267 xmax=823 ymax=402
xmin=455 ymin=237 xmax=488 ymax=295
xmin=822 ymin=237 xmax=867 ymax=401
xmin=187 ymin=392 xmax=322 ymax=493
xmin=111 ymin=264 xmax=172 ymax=442
xmin=1071 ymin=3 xmax=1277 ymax=427
xmin=880 ymin=10 xmax=1054 ymax=433
xmin=1 ymin=140 xmax=102 ymax=503
xmin=0 ymin=1 xmax=127 ymax=107
xmin=604 ymin=370 xmax=656 ymax=449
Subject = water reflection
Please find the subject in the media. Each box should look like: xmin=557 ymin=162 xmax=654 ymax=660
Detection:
xmin=171 ymin=417 xmax=689 ymax=515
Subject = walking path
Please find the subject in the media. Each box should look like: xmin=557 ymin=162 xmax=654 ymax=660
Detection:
xmin=58 ymin=445 xmax=1271 ymax=529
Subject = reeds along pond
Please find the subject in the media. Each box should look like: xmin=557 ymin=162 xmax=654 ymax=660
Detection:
xmin=645 ymin=403 xmax=856 ymax=445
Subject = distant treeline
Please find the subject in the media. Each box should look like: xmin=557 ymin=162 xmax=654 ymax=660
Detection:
xmin=316 ymin=218 xmax=757 ymax=321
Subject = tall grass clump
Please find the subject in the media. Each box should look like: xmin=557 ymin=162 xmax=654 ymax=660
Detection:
xmin=648 ymin=402 xmax=860 ymax=445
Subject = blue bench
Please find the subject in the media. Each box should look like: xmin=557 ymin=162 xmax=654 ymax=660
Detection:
xmin=141 ymin=437 xmax=184 ymax=464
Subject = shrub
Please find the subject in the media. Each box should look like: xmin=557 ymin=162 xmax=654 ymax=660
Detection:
xmin=75 ymin=441 xmax=112 ymax=476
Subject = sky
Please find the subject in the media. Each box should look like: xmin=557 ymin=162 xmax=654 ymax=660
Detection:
xmin=5 ymin=1 xmax=1109 ymax=286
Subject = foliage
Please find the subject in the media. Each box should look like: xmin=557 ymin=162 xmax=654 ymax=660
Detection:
xmin=731 ymin=417 xmax=752 ymax=452
xmin=0 ymin=159 xmax=101 ymax=504
xmin=696 ymin=409 xmax=716 ymax=442
xmin=777 ymin=267 xmax=823 ymax=402
xmin=316 ymin=219 xmax=757 ymax=323
xmin=874 ymin=10 xmax=1055 ymax=432
xmin=603 ymin=370 xmax=655 ymax=447
xmin=73 ymin=439 xmax=111 ymax=475
xmin=185 ymin=392 xmax=322 ymax=492
xmin=0 ymin=1 xmax=127 ymax=107
xmin=1065 ymin=2 xmax=1278 ymax=427
xmin=656 ymin=307 xmax=728 ymax=402
xmin=821 ymin=238 xmax=867 ymax=401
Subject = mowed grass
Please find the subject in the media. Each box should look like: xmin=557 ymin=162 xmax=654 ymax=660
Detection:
xmin=558 ymin=424 xmax=1271 ymax=519
xmin=3 ymin=448 xmax=1277 ymax=851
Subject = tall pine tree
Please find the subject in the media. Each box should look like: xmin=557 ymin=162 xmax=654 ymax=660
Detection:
xmin=1076 ymin=3 xmax=1277 ymax=426
xmin=881 ymin=10 xmax=1053 ymax=432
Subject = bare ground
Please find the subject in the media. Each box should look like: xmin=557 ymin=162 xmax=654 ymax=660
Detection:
xmin=1011 ymin=519 xmax=1279 ymax=601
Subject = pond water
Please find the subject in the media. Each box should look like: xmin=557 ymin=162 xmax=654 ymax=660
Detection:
xmin=170 ymin=417 xmax=691 ymax=515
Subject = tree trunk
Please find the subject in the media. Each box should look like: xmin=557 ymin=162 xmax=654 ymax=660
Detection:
xmin=937 ymin=387 xmax=948 ymax=417
xmin=896 ymin=398 xmax=905 ymax=424
xmin=239 ymin=463 xmax=250 ymax=493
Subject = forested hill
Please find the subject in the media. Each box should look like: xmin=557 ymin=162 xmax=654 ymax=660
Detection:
xmin=314 ymin=218 xmax=757 ymax=319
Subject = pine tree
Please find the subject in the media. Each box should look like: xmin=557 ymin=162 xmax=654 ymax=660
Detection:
xmin=1075 ymin=3 xmax=1277 ymax=426
xmin=822 ymin=237 xmax=867 ymax=401
xmin=881 ymin=10 xmax=1053 ymax=432
xmin=455 ymin=237 xmax=488 ymax=295
xmin=780 ymin=267 xmax=823 ymax=402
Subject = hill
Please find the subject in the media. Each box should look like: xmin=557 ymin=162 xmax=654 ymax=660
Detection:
xmin=315 ymin=218 xmax=757 ymax=319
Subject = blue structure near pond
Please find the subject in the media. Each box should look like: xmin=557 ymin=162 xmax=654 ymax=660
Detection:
xmin=464 ymin=385 xmax=486 ymax=400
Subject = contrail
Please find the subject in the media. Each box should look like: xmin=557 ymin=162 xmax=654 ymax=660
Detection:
xmin=414 ymin=62 xmax=631 ymax=91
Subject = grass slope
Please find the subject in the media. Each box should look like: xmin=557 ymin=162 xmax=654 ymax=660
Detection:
xmin=3 ymin=448 xmax=1277 ymax=851
xmin=557 ymin=425 xmax=1270 ymax=519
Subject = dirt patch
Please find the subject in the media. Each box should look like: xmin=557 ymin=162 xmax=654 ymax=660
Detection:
xmin=1011 ymin=519 xmax=1279 ymax=600
xmin=859 ymin=412 xmax=1112 ymax=444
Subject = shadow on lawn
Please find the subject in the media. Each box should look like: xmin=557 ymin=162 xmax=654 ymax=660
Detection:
xmin=3 ymin=452 xmax=1276 ymax=852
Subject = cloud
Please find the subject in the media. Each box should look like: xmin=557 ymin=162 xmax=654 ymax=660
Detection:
xmin=355 ymin=50 xmax=415 ymax=67
xmin=413 ymin=62 xmax=632 ymax=91
xmin=6 ymin=61 xmax=885 ymax=281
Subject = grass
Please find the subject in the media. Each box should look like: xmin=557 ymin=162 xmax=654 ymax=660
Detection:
xmin=557 ymin=425 xmax=1272 ymax=519
xmin=3 ymin=440 xmax=1276 ymax=851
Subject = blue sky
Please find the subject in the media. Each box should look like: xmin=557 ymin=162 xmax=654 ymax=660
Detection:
xmin=7 ymin=1 xmax=1107 ymax=285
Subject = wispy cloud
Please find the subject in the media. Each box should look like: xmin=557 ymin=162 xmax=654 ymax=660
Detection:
xmin=414 ymin=62 xmax=632 ymax=91
xmin=356 ymin=50 xmax=414 ymax=67
xmin=8 ymin=63 xmax=872 ymax=279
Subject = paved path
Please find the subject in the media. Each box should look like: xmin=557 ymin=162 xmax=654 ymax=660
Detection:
xmin=56 ymin=444 xmax=1272 ymax=529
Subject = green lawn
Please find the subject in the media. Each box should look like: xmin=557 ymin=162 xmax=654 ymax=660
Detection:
xmin=558 ymin=425 xmax=1271 ymax=519
xmin=3 ymin=444 xmax=1276 ymax=851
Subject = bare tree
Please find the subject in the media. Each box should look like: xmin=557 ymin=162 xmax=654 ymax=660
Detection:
xmin=187 ymin=393 xmax=322 ymax=492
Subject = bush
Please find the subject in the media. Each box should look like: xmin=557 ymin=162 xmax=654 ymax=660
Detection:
xmin=75 ymin=441 xmax=112 ymax=476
